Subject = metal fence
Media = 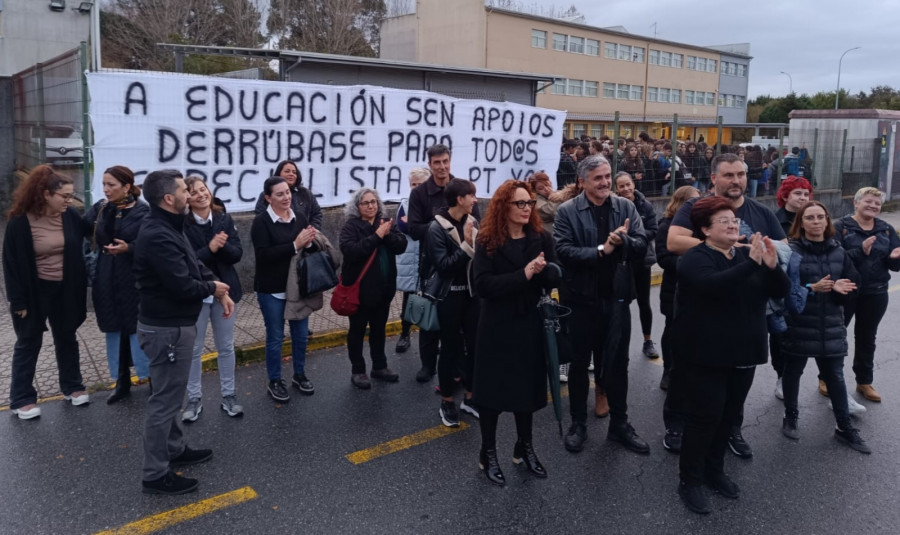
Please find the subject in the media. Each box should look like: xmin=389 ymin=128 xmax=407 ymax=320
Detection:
xmin=11 ymin=45 xmax=90 ymax=200
xmin=786 ymin=127 xmax=879 ymax=195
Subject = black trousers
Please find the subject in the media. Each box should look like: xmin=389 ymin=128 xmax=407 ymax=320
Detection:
xmin=679 ymin=364 xmax=755 ymax=486
xmin=436 ymin=291 xmax=478 ymax=395
xmin=10 ymin=279 xmax=85 ymax=409
xmin=783 ymin=356 xmax=850 ymax=425
xmin=347 ymin=299 xmax=391 ymax=375
xmin=662 ymin=315 xmax=688 ymax=432
xmin=567 ymin=301 xmax=631 ymax=425
xmin=479 ymin=408 xmax=533 ymax=451
xmin=631 ymin=264 xmax=653 ymax=337
xmin=400 ymin=291 xmax=412 ymax=337
xmin=769 ymin=331 xmax=784 ymax=378
xmin=844 ymin=292 xmax=889 ymax=385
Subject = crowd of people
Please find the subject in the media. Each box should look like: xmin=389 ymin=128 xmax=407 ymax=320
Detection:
xmin=3 ymin=139 xmax=895 ymax=510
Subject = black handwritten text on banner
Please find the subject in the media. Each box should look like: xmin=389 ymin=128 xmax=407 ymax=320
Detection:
xmin=87 ymin=72 xmax=567 ymax=212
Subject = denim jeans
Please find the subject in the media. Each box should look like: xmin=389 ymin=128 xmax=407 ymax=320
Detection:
xmin=187 ymin=300 xmax=237 ymax=399
xmin=105 ymin=331 xmax=150 ymax=380
xmin=747 ymin=178 xmax=759 ymax=198
xmin=9 ymin=279 xmax=85 ymax=409
xmin=257 ymin=293 xmax=308 ymax=381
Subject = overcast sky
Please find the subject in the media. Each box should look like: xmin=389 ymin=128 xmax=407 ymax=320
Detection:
xmin=534 ymin=0 xmax=897 ymax=100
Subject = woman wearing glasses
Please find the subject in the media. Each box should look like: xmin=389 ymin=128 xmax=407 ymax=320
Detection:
xmin=3 ymin=165 xmax=90 ymax=419
xmin=83 ymin=165 xmax=151 ymax=404
xmin=471 ymin=180 xmax=560 ymax=486
xmin=339 ymin=188 xmax=407 ymax=389
xmin=674 ymin=197 xmax=788 ymax=514
xmin=779 ymin=201 xmax=867 ymax=452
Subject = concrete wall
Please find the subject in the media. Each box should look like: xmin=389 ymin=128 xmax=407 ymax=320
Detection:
xmin=0 ymin=0 xmax=90 ymax=76
xmin=379 ymin=14 xmax=418 ymax=62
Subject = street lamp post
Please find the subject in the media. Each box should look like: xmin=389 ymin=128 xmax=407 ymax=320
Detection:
xmin=835 ymin=47 xmax=861 ymax=110
xmin=780 ymin=71 xmax=793 ymax=94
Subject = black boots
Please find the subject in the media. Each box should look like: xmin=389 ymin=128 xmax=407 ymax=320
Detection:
xmin=478 ymin=449 xmax=505 ymax=486
xmin=512 ymin=440 xmax=547 ymax=478
xmin=106 ymin=366 xmax=132 ymax=404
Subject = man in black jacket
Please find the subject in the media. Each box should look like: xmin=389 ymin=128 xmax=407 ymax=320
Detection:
xmin=556 ymin=140 xmax=578 ymax=189
xmin=554 ymin=155 xmax=650 ymax=455
xmin=406 ymin=144 xmax=480 ymax=383
xmin=134 ymin=169 xmax=233 ymax=495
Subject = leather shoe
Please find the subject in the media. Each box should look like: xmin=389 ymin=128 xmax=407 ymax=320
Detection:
xmin=608 ymin=422 xmax=650 ymax=454
xmin=169 ymin=446 xmax=213 ymax=467
xmin=563 ymin=423 xmax=587 ymax=453
xmin=512 ymin=440 xmax=547 ymax=478
xmin=705 ymin=471 xmax=740 ymax=499
xmin=594 ymin=390 xmax=609 ymax=418
xmin=351 ymin=374 xmax=372 ymax=390
xmin=478 ymin=449 xmax=506 ymax=486
xmin=371 ymin=368 xmax=400 ymax=382
xmin=678 ymin=481 xmax=710 ymax=514
xmin=818 ymin=379 xmax=829 ymax=397
xmin=395 ymin=334 xmax=411 ymax=353
xmin=142 ymin=471 xmax=199 ymax=495
xmin=663 ymin=428 xmax=682 ymax=453
xmin=415 ymin=367 xmax=434 ymax=383
xmin=856 ymin=384 xmax=881 ymax=402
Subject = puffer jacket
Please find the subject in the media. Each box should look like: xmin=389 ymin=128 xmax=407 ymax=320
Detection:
xmin=395 ymin=198 xmax=420 ymax=293
xmin=631 ymin=190 xmax=658 ymax=267
xmin=833 ymin=215 xmax=900 ymax=295
xmin=781 ymin=237 xmax=859 ymax=359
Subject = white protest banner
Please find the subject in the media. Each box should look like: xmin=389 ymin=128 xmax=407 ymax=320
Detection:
xmin=87 ymin=71 xmax=567 ymax=212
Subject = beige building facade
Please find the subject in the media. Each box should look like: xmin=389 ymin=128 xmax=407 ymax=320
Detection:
xmin=381 ymin=0 xmax=750 ymax=144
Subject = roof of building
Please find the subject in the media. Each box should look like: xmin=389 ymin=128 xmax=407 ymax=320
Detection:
xmin=485 ymin=7 xmax=753 ymax=59
xmin=156 ymin=44 xmax=562 ymax=82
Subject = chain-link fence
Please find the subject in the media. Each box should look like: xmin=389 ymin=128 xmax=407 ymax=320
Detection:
xmin=11 ymin=46 xmax=89 ymax=200
xmin=785 ymin=127 xmax=879 ymax=194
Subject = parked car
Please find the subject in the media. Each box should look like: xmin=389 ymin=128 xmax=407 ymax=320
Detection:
xmin=29 ymin=124 xmax=83 ymax=165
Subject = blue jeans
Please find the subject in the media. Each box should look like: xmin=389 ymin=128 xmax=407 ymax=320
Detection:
xmin=188 ymin=300 xmax=237 ymax=399
xmin=257 ymin=293 xmax=308 ymax=381
xmin=747 ymin=178 xmax=759 ymax=198
xmin=106 ymin=331 xmax=150 ymax=380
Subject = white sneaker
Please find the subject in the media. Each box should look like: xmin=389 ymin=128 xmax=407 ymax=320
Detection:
xmin=560 ymin=364 xmax=570 ymax=383
xmin=588 ymin=361 xmax=595 ymax=372
xmin=775 ymin=378 xmax=784 ymax=400
xmin=12 ymin=405 xmax=41 ymax=420
xmin=829 ymin=396 xmax=867 ymax=417
xmin=64 ymin=392 xmax=90 ymax=406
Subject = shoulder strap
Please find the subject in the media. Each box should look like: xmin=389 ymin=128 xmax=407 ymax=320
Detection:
xmin=359 ymin=248 xmax=378 ymax=280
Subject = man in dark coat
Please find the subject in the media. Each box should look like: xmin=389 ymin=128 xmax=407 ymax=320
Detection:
xmin=134 ymin=169 xmax=233 ymax=495
xmin=554 ymin=155 xmax=650 ymax=455
xmin=556 ymin=140 xmax=578 ymax=190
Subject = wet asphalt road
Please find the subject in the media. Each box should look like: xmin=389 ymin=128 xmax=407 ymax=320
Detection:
xmin=2 ymin=278 xmax=900 ymax=535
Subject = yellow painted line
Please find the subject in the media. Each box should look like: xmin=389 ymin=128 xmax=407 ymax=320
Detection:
xmin=93 ymin=486 xmax=258 ymax=535
xmin=346 ymin=422 xmax=470 ymax=465
xmin=889 ymin=284 xmax=900 ymax=293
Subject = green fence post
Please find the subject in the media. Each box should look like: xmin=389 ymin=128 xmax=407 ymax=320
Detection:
xmin=811 ymin=128 xmax=818 ymax=185
xmin=36 ymin=63 xmax=46 ymax=163
xmin=81 ymin=41 xmax=92 ymax=206
xmin=716 ymin=116 xmax=723 ymax=155
xmin=669 ymin=114 xmax=678 ymax=195
xmin=613 ymin=111 xmax=620 ymax=176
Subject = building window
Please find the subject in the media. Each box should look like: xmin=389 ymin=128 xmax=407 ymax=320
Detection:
xmin=705 ymin=92 xmax=715 ymax=106
xmin=568 ymin=36 xmax=584 ymax=54
xmin=553 ymin=33 xmax=567 ymax=51
xmin=584 ymin=81 xmax=598 ymax=97
xmin=686 ymin=56 xmax=696 ymax=70
xmin=585 ymin=39 xmax=600 ymax=56
xmin=659 ymin=51 xmax=671 ymax=67
xmin=630 ymin=85 xmax=643 ymax=101
xmin=726 ymin=94 xmax=734 ymax=107
xmin=616 ymin=84 xmax=629 ymax=99
xmin=659 ymin=88 xmax=670 ymax=103
xmin=590 ymin=124 xmax=605 ymax=138
xmin=552 ymin=79 xmax=566 ymax=94
xmin=684 ymin=90 xmax=694 ymax=105
xmin=649 ymin=49 xmax=659 ymax=65
xmin=696 ymin=57 xmax=707 ymax=71
xmin=604 ymin=42 xmax=617 ymax=59
xmin=568 ymin=79 xmax=584 ymax=96
xmin=633 ymin=47 xmax=645 ymax=63
xmin=648 ymin=87 xmax=658 ymax=102
xmin=531 ymin=30 xmax=547 ymax=49
xmin=672 ymin=54 xmax=683 ymax=68
xmin=617 ymin=44 xmax=631 ymax=61
xmin=572 ymin=123 xmax=587 ymax=138
xmin=738 ymin=64 xmax=747 ymax=77
xmin=718 ymin=94 xmax=725 ymax=107
xmin=708 ymin=59 xmax=717 ymax=73
xmin=671 ymin=89 xmax=681 ymax=104
xmin=603 ymin=82 xmax=616 ymax=99
xmin=735 ymin=95 xmax=745 ymax=107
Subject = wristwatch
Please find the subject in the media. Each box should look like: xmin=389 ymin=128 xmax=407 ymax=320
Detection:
xmin=597 ymin=244 xmax=605 ymax=257
xmin=805 ymin=283 xmax=813 ymax=293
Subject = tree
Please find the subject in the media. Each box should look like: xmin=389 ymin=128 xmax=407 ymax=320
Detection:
xmin=101 ymin=0 xmax=265 ymax=73
xmin=267 ymin=0 xmax=386 ymax=57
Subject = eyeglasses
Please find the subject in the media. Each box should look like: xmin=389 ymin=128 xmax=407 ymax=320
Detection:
xmin=713 ymin=217 xmax=741 ymax=226
xmin=508 ymin=200 xmax=537 ymax=210
xmin=53 ymin=192 xmax=75 ymax=202
xmin=802 ymin=214 xmax=827 ymax=221
xmin=358 ymin=199 xmax=378 ymax=207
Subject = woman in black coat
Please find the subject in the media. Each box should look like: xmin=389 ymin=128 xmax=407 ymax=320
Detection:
xmin=779 ymin=201 xmax=867 ymax=452
xmin=254 ymin=160 xmax=323 ymax=230
xmin=471 ymin=180 xmax=560 ymax=487
xmin=3 ymin=165 xmax=89 ymax=419
xmin=339 ymin=188 xmax=407 ymax=389
xmin=83 ymin=165 xmax=151 ymax=403
xmin=674 ymin=197 xmax=788 ymax=514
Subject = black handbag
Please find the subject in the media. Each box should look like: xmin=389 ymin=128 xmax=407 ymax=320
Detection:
xmin=297 ymin=250 xmax=338 ymax=297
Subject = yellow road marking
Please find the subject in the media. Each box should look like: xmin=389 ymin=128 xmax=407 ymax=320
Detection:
xmin=889 ymin=284 xmax=900 ymax=293
xmin=346 ymin=423 xmax=470 ymax=465
xmin=93 ymin=486 xmax=258 ymax=535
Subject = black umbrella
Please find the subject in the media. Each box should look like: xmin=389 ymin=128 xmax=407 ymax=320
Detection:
xmin=538 ymin=265 xmax=569 ymax=436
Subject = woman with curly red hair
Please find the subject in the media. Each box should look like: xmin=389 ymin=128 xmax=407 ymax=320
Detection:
xmin=470 ymin=179 xmax=561 ymax=486
xmin=3 ymin=165 xmax=90 ymax=419
xmin=775 ymin=176 xmax=813 ymax=234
